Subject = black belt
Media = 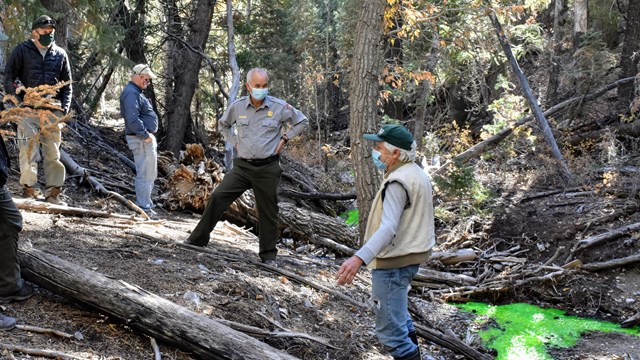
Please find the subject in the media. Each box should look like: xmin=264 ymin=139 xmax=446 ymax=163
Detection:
xmin=239 ymin=154 xmax=279 ymax=166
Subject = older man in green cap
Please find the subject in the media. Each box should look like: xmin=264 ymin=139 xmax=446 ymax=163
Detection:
xmin=335 ymin=124 xmax=435 ymax=360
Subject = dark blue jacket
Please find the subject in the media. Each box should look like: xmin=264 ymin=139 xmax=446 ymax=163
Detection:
xmin=0 ymin=134 xmax=9 ymax=187
xmin=120 ymin=82 xmax=158 ymax=139
xmin=3 ymin=40 xmax=73 ymax=114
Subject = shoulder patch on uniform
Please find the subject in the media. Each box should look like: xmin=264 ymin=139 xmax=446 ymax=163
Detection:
xmin=285 ymin=103 xmax=293 ymax=110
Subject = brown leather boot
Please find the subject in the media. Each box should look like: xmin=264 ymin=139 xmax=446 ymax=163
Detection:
xmin=22 ymin=186 xmax=43 ymax=200
xmin=45 ymin=187 xmax=67 ymax=206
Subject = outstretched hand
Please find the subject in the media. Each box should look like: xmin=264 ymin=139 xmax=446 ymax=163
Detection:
xmin=335 ymin=256 xmax=364 ymax=285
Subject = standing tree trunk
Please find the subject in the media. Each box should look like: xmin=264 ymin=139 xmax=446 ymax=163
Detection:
xmin=119 ymin=0 xmax=161 ymax=133
xmin=617 ymin=0 xmax=640 ymax=109
xmin=349 ymin=0 xmax=386 ymax=244
xmin=546 ymin=0 xmax=567 ymax=106
xmin=573 ymin=0 xmax=588 ymax=49
xmin=161 ymin=0 xmax=182 ymax=141
xmin=162 ymin=0 xmax=217 ymax=156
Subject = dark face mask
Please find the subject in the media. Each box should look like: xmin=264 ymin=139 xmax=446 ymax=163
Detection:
xmin=37 ymin=33 xmax=53 ymax=46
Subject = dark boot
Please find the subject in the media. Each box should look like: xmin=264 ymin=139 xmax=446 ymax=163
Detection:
xmin=408 ymin=330 xmax=419 ymax=346
xmin=394 ymin=348 xmax=421 ymax=360
xmin=0 ymin=314 xmax=16 ymax=331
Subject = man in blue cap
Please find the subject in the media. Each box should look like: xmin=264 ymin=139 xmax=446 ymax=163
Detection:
xmin=336 ymin=124 xmax=435 ymax=360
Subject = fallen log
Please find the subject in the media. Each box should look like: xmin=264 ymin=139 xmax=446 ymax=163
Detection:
xmin=413 ymin=268 xmax=477 ymax=287
xmin=60 ymin=149 xmax=149 ymax=219
xmin=17 ymin=246 xmax=299 ymax=360
xmin=581 ymin=254 xmax=640 ymax=271
xmin=0 ymin=343 xmax=82 ymax=360
xmin=409 ymin=301 xmax=492 ymax=360
xmin=279 ymin=202 xmax=359 ymax=249
xmin=13 ymin=198 xmax=142 ymax=221
xmin=572 ymin=221 xmax=640 ymax=253
xmin=566 ymin=121 xmax=640 ymax=145
xmin=431 ymin=249 xmax=477 ymax=265
xmin=414 ymin=324 xmax=492 ymax=360
xmin=621 ymin=312 xmax=640 ymax=328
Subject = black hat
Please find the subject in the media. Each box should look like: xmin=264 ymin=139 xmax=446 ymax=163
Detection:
xmin=32 ymin=15 xmax=56 ymax=31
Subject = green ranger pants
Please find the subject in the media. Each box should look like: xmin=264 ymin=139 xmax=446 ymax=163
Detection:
xmin=187 ymin=158 xmax=282 ymax=261
xmin=0 ymin=187 xmax=23 ymax=295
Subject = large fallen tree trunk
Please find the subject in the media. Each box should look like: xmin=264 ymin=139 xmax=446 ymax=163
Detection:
xmin=17 ymin=246 xmax=299 ymax=360
xmin=279 ymin=202 xmax=359 ymax=249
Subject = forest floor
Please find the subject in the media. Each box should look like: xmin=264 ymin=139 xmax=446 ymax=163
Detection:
xmin=1 ymin=114 xmax=640 ymax=360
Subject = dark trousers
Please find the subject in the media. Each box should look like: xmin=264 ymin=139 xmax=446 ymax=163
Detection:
xmin=187 ymin=158 xmax=282 ymax=261
xmin=0 ymin=186 xmax=23 ymax=295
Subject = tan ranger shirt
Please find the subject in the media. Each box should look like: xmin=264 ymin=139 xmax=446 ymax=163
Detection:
xmin=220 ymin=96 xmax=308 ymax=159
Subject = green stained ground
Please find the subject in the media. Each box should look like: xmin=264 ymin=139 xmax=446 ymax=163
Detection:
xmin=457 ymin=302 xmax=640 ymax=360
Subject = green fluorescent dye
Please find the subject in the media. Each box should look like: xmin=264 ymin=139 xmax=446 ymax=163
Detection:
xmin=457 ymin=302 xmax=640 ymax=360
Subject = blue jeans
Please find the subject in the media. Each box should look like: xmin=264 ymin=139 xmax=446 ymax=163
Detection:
xmin=126 ymin=134 xmax=157 ymax=209
xmin=371 ymin=264 xmax=420 ymax=359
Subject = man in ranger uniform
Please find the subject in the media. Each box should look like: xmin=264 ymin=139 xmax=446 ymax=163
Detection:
xmin=186 ymin=68 xmax=308 ymax=266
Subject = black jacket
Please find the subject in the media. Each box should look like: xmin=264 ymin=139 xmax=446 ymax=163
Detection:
xmin=3 ymin=40 xmax=73 ymax=114
xmin=0 ymin=134 xmax=9 ymax=188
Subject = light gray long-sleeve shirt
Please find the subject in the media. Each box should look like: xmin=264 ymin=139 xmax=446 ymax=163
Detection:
xmin=354 ymin=181 xmax=408 ymax=265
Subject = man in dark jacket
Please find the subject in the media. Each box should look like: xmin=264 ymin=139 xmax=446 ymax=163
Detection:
xmin=0 ymin=132 xmax=35 ymax=330
xmin=3 ymin=15 xmax=72 ymax=205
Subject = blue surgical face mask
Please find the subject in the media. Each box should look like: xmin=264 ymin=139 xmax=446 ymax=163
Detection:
xmin=250 ymin=87 xmax=269 ymax=101
xmin=371 ymin=149 xmax=387 ymax=170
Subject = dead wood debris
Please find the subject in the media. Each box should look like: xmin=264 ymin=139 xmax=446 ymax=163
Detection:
xmin=150 ymin=337 xmax=161 ymax=360
xmin=0 ymin=343 xmax=84 ymax=360
xmin=13 ymin=198 xmax=145 ymax=221
xmin=159 ymin=143 xmax=223 ymax=212
xmin=15 ymin=324 xmax=82 ymax=340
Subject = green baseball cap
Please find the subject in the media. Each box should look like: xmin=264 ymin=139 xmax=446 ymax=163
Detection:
xmin=363 ymin=124 xmax=414 ymax=150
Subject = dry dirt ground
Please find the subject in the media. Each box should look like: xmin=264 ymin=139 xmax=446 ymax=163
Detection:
xmin=1 ymin=121 xmax=639 ymax=360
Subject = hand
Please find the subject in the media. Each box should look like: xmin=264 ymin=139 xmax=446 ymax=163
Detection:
xmin=275 ymin=138 xmax=286 ymax=154
xmin=335 ymin=256 xmax=364 ymax=285
xmin=144 ymin=136 xmax=153 ymax=143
